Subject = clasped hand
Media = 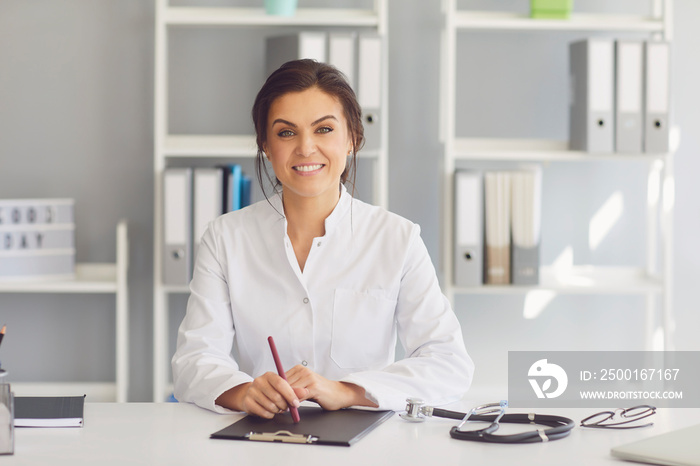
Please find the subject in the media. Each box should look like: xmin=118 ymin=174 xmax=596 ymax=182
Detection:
xmin=222 ymin=365 xmax=375 ymax=419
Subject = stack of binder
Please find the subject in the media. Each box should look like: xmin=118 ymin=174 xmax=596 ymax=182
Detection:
xmin=569 ymin=38 xmax=670 ymax=154
xmin=453 ymin=168 xmax=542 ymax=287
xmin=265 ymin=31 xmax=384 ymax=152
xmin=0 ymin=199 xmax=75 ymax=281
xmin=163 ymin=165 xmax=251 ymax=286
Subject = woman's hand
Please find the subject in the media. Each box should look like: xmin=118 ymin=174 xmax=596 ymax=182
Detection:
xmin=286 ymin=365 xmax=378 ymax=411
xmin=216 ymin=372 xmax=300 ymax=419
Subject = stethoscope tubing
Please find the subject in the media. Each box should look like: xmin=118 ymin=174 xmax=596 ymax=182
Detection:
xmin=447 ymin=412 xmax=576 ymax=443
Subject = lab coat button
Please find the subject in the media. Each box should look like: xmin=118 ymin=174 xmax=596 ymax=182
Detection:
xmin=303 ymin=297 xmax=309 ymax=304
xmin=317 ymin=242 xmax=322 ymax=247
xmin=302 ymin=360 xmax=308 ymax=366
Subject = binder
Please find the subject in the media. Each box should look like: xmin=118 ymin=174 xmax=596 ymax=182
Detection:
xmin=228 ymin=164 xmax=243 ymax=212
xmin=211 ymin=407 xmax=393 ymax=447
xmin=644 ymin=41 xmax=671 ymax=153
xmin=163 ymin=167 xmax=192 ymax=286
xmin=193 ymin=167 xmax=223 ymax=256
xmin=240 ymin=173 xmax=252 ymax=208
xmin=265 ymin=32 xmax=327 ymax=78
xmin=328 ymin=32 xmax=357 ymax=90
xmin=569 ymin=39 xmax=615 ymax=153
xmin=357 ymin=34 xmax=383 ymax=152
xmin=453 ymin=170 xmax=483 ymax=287
xmin=615 ymin=40 xmax=644 ymax=153
xmin=484 ymin=172 xmax=512 ymax=285
xmin=511 ymin=168 xmax=542 ymax=285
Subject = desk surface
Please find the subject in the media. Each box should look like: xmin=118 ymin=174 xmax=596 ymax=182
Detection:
xmin=6 ymin=401 xmax=700 ymax=466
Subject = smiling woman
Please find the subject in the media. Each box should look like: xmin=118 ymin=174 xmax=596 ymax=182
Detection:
xmin=172 ymin=59 xmax=474 ymax=421
xmin=263 ymin=88 xmax=352 ymax=208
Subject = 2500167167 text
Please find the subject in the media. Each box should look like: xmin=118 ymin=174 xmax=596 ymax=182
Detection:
xmin=580 ymin=369 xmax=680 ymax=382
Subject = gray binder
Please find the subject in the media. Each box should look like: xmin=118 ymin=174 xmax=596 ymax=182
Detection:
xmin=569 ymin=39 xmax=614 ymax=153
xmin=211 ymin=407 xmax=393 ymax=447
xmin=615 ymin=40 xmax=644 ymax=153
xmin=643 ymin=41 xmax=671 ymax=153
xmin=265 ymin=32 xmax=327 ymax=78
xmin=357 ymin=34 xmax=383 ymax=152
xmin=162 ymin=167 xmax=192 ymax=286
xmin=510 ymin=168 xmax=542 ymax=286
xmin=454 ymin=170 xmax=483 ymax=287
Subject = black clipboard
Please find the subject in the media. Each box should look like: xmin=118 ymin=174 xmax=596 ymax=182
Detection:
xmin=211 ymin=407 xmax=394 ymax=447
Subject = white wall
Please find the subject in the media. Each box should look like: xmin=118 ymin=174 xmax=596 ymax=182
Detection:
xmin=0 ymin=0 xmax=698 ymax=400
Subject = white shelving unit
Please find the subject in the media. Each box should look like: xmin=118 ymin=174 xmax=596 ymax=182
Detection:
xmin=440 ymin=1 xmax=675 ymax=349
xmin=153 ymin=0 xmax=389 ymax=402
xmin=0 ymin=220 xmax=130 ymax=402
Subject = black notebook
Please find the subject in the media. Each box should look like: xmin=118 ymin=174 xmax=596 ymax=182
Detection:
xmin=211 ymin=407 xmax=393 ymax=447
xmin=14 ymin=395 xmax=85 ymax=428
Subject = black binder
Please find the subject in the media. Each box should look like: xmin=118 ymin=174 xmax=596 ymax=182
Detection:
xmin=211 ymin=407 xmax=393 ymax=447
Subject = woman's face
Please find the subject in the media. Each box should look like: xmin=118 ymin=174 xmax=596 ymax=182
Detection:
xmin=263 ymin=86 xmax=352 ymax=205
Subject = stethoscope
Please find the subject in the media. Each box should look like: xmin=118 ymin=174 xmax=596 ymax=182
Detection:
xmin=400 ymin=398 xmax=575 ymax=443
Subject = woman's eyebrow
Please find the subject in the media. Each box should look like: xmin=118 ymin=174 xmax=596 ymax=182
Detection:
xmin=271 ymin=115 xmax=338 ymax=128
xmin=311 ymin=115 xmax=338 ymax=126
xmin=271 ymin=118 xmax=296 ymax=127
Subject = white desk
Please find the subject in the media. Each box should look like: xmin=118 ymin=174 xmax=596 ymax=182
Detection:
xmin=6 ymin=401 xmax=700 ymax=465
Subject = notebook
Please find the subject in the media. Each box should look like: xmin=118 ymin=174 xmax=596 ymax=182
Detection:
xmin=610 ymin=424 xmax=700 ymax=466
xmin=14 ymin=395 xmax=85 ymax=428
xmin=211 ymin=407 xmax=393 ymax=447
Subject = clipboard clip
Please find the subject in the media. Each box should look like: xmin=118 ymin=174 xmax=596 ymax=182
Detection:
xmin=247 ymin=430 xmax=319 ymax=444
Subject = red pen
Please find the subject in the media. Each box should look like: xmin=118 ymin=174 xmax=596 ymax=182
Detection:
xmin=267 ymin=336 xmax=301 ymax=423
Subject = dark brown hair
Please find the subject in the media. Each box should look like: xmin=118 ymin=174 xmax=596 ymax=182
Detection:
xmin=251 ymin=59 xmax=364 ymax=197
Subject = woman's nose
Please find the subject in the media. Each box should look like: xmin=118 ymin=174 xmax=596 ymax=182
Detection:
xmin=295 ymin=132 xmax=317 ymax=157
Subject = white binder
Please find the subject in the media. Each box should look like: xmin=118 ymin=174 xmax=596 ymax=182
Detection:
xmin=454 ymin=171 xmax=483 ymax=287
xmin=163 ymin=167 xmax=192 ymax=286
xmin=265 ymin=32 xmax=327 ymax=78
xmin=484 ymin=172 xmax=512 ymax=285
xmin=328 ymin=32 xmax=357 ymax=90
xmin=511 ymin=168 xmax=542 ymax=285
xmin=615 ymin=40 xmax=644 ymax=153
xmin=569 ymin=39 xmax=615 ymax=153
xmin=644 ymin=41 xmax=671 ymax=153
xmin=357 ymin=34 xmax=382 ymax=152
xmin=193 ymin=167 xmax=223 ymax=258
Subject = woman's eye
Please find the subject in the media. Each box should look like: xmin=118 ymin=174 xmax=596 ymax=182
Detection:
xmin=317 ymin=126 xmax=333 ymax=134
xmin=278 ymin=129 xmax=295 ymax=138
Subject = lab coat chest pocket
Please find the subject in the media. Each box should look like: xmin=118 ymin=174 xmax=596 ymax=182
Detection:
xmin=331 ymin=289 xmax=396 ymax=369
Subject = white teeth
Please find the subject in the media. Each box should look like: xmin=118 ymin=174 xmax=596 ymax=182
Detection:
xmin=294 ymin=164 xmax=323 ymax=172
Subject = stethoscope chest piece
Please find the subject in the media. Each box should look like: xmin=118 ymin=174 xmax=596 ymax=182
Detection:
xmin=399 ymin=397 xmax=427 ymax=422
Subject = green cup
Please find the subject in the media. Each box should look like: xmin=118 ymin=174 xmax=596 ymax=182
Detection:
xmin=264 ymin=0 xmax=298 ymax=16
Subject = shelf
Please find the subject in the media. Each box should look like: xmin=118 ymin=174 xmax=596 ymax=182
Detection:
xmin=452 ymin=266 xmax=663 ymax=295
xmin=0 ymin=263 xmax=119 ymax=293
xmin=163 ymin=135 xmax=257 ymax=157
xmin=163 ymin=7 xmax=380 ymax=27
xmin=452 ymin=138 xmax=669 ymax=162
xmin=453 ymin=11 xmax=665 ymax=33
xmin=163 ymin=134 xmax=380 ymax=159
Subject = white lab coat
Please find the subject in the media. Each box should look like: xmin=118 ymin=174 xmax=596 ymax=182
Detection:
xmin=172 ymin=186 xmax=474 ymax=413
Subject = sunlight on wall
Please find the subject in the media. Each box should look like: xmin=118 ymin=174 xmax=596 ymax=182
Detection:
xmin=552 ymin=245 xmax=574 ymax=269
xmin=523 ymin=289 xmax=556 ymax=319
xmin=647 ymin=160 xmax=663 ymax=206
xmin=589 ymin=191 xmax=624 ymax=251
